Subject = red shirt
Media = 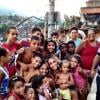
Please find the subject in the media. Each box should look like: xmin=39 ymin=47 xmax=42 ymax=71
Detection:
xmin=80 ymin=41 xmax=100 ymax=70
xmin=1 ymin=42 xmax=20 ymax=77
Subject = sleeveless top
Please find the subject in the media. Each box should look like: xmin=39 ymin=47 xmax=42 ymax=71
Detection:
xmin=72 ymin=67 xmax=86 ymax=90
xmin=0 ymin=66 xmax=9 ymax=97
xmin=80 ymin=41 xmax=99 ymax=70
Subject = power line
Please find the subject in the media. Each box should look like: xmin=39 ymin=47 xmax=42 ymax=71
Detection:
xmin=16 ymin=16 xmax=45 ymax=27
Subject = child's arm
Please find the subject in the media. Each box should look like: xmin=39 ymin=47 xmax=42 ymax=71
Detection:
xmin=0 ymin=71 xmax=4 ymax=100
xmin=78 ymin=67 xmax=87 ymax=79
xmin=17 ymin=60 xmax=34 ymax=71
xmin=43 ymin=87 xmax=52 ymax=100
xmin=58 ymin=95 xmax=63 ymax=100
xmin=67 ymin=73 xmax=74 ymax=86
xmin=19 ymin=66 xmax=23 ymax=77
xmin=26 ymin=63 xmax=34 ymax=69
xmin=17 ymin=61 xmax=27 ymax=70
xmin=24 ymin=70 xmax=39 ymax=83
xmin=55 ymin=73 xmax=60 ymax=85
xmin=16 ymin=47 xmax=25 ymax=54
xmin=0 ymin=71 xmax=4 ymax=85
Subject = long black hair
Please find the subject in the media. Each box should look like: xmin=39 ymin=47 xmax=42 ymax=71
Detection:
xmin=8 ymin=76 xmax=25 ymax=92
xmin=44 ymin=39 xmax=57 ymax=53
xmin=32 ymin=75 xmax=45 ymax=100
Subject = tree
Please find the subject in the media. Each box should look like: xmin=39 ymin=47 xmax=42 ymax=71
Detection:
xmin=0 ymin=24 xmax=8 ymax=34
xmin=63 ymin=15 xmax=81 ymax=29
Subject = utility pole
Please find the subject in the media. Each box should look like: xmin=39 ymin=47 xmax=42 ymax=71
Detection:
xmin=48 ymin=0 xmax=55 ymax=38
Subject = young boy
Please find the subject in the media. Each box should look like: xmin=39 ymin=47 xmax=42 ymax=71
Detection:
xmin=1 ymin=27 xmax=20 ymax=77
xmin=17 ymin=36 xmax=41 ymax=78
xmin=51 ymin=32 xmax=59 ymax=44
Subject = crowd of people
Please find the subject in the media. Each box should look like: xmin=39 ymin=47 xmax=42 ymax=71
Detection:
xmin=0 ymin=26 xmax=100 ymax=100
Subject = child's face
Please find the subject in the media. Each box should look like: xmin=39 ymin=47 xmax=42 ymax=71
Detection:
xmin=47 ymin=42 xmax=55 ymax=53
xmin=70 ymin=30 xmax=78 ymax=40
xmin=42 ymin=77 xmax=50 ymax=88
xmin=67 ymin=44 xmax=75 ymax=53
xmin=52 ymin=35 xmax=58 ymax=42
xmin=7 ymin=29 xmax=18 ymax=43
xmin=2 ymin=52 xmax=9 ymax=64
xmin=31 ymin=56 xmax=42 ymax=68
xmin=13 ymin=81 xmax=25 ymax=96
xmin=32 ymin=31 xmax=42 ymax=39
xmin=30 ymin=40 xmax=40 ymax=52
xmin=26 ymin=88 xmax=35 ymax=100
xmin=61 ymin=63 xmax=70 ymax=73
xmin=59 ymin=33 xmax=66 ymax=38
xmin=70 ymin=57 xmax=78 ymax=68
xmin=48 ymin=58 xmax=58 ymax=71
xmin=23 ymin=51 xmax=32 ymax=63
xmin=60 ymin=44 xmax=67 ymax=53
xmin=39 ymin=64 xmax=48 ymax=75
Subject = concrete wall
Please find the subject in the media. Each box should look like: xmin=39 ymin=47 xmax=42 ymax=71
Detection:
xmin=86 ymin=0 xmax=100 ymax=7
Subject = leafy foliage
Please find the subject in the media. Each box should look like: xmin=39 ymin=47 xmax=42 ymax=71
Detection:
xmin=63 ymin=15 xmax=80 ymax=28
xmin=0 ymin=24 xmax=8 ymax=34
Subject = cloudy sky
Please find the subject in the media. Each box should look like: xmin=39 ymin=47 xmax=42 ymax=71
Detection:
xmin=0 ymin=0 xmax=87 ymax=18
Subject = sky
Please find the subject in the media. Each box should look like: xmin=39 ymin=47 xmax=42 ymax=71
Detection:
xmin=0 ymin=0 xmax=87 ymax=18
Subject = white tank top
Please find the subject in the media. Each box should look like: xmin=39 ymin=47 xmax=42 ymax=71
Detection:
xmin=0 ymin=67 xmax=9 ymax=79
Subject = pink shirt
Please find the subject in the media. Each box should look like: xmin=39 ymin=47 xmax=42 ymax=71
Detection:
xmin=72 ymin=67 xmax=86 ymax=90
